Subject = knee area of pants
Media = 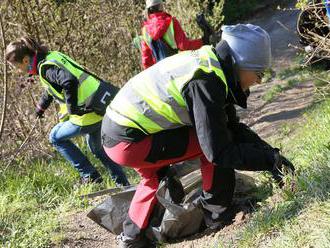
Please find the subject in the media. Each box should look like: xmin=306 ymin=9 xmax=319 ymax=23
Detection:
xmin=49 ymin=128 xmax=60 ymax=145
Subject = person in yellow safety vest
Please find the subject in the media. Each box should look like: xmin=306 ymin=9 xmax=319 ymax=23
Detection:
xmin=101 ymin=24 xmax=295 ymax=247
xmin=140 ymin=0 xmax=210 ymax=69
xmin=5 ymin=37 xmax=129 ymax=186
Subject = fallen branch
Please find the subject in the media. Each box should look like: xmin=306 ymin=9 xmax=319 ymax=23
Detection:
xmin=80 ymin=185 xmax=135 ymax=199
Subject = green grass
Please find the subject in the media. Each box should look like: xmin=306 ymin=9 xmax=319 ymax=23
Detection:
xmin=263 ymin=64 xmax=330 ymax=102
xmin=263 ymin=85 xmax=284 ymax=102
xmin=216 ymin=99 xmax=330 ymax=247
xmin=1 ymin=159 xmax=73 ymax=247
xmin=0 ymin=153 xmax=138 ymax=248
xmin=0 ymin=157 xmax=91 ymax=247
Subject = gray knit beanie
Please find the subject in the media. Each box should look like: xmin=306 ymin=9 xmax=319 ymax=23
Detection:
xmin=221 ymin=24 xmax=272 ymax=71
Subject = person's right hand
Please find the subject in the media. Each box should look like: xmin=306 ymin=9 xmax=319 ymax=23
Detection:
xmin=202 ymin=33 xmax=211 ymax=45
xmin=271 ymin=149 xmax=295 ymax=188
xmin=35 ymin=107 xmax=45 ymax=119
xmin=196 ymin=13 xmax=213 ymax=45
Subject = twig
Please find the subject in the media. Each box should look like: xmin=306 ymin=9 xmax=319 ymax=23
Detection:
xmin=276 ymin=20 xmax=291 ymax=32
xmin=2 ymin=119 xmax=39 ymax=173
xmin=304 ymin=32 xmax=330 ymax=66
xmin=288 ymin=43 xmax=304 ymax=51
xmin=0 ymin=11 xmax=7 ymax=140
xmin=32 ymin=146 xmax=54 ymax=159
xmin=313 ymin=75 xmax=330 ymax=84
xmin=297 ymin=3 xmax=330 ymax=64
xmin=28 ymin=88 xmax=37 ymax=107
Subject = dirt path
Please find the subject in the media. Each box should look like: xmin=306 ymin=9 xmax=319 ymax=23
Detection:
xmin=238 ymin=1 xmax=315 ymax=139
xmin=238 ymin=0 xmax=315 ymax=139
xmin=58 ymin=2 xmax=316 ymax=247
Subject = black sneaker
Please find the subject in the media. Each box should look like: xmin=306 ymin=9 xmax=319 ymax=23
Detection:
xmin=80 ymin=173 xmax=103 ymax=185
xmin=116 ymin=233 xmax=157 ymax=248
xmin=203 ymin=206 xmax=231 ymax=230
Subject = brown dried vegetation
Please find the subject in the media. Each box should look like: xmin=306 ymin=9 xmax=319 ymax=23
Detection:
xmin=0 ymin=0 xmax=224 ymax=165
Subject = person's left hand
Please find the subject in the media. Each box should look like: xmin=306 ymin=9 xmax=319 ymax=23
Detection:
xmin=73 ymin=107 xmax=94 ymax=116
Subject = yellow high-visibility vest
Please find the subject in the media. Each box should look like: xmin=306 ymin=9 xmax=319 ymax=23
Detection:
xmin=107 ymin=46 xmax=228 ymax=134
xmin=38 ymin=51 xmax=103 ymax=126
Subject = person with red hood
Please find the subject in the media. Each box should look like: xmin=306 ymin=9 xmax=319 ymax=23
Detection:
xmin=141 ymin=0 xmax=209 ymax=69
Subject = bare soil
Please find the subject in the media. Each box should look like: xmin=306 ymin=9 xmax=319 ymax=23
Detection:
xmin=57 ymin=1 xmax=316 ymax=248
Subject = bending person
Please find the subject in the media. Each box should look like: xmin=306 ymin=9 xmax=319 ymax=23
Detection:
xmin=102 ymin=24 xmax=294 ymax=247
xmin=6 ymin=37 xmax=129 ymax=186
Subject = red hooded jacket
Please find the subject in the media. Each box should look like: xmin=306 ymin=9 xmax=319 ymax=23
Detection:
xmin=141 ymin=12 xmax=203 ymax=69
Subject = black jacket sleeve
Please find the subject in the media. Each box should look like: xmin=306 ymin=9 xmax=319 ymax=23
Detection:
xmin=182 ymin=72 xmax=233 ymax=164
xmin=42 ymin=65 xmax=79 ymax=114
xmin=182 ymin=72 xmax=275 ymax=171
xmin=225 ymin=103 xmax=240 ymax=126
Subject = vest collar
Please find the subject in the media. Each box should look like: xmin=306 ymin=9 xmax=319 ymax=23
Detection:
xmin=215 ymin=40 xmax=248 ymax=109
xmin=36 ymin=52 xmax=48 ymax=75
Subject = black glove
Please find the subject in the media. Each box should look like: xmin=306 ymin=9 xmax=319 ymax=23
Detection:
xmin=202 ymin=33 xmax=211 ymax=45
xmin=35 ymin=107 xmax=45 ymax=119
xmin=165 ymin=174 xmax=185 ymax=204
xmin=196 ymin=13 xmax=213 ymax=45
xmin=271 ymin=149 xmax=295 ymax=187
xmin=158 ymin=166 xmax=185 ymax=204
xmin=72 ymin=107 xmax=94 ymax=116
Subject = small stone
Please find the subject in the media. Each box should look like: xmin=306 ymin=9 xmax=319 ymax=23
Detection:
xmin=234 ymin=211 xmax=245 ymax=224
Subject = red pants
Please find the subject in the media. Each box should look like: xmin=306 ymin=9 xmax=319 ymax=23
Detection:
xmin=103 ymin=129 xmax=216 ymax=230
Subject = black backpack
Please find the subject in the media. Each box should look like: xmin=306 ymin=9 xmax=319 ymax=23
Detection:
xmin=150 ymin=38 xmax=178 ymax=62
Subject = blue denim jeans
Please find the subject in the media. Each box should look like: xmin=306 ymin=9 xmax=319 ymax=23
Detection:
xmin=49 ymin=121 xmax=129 ymax=186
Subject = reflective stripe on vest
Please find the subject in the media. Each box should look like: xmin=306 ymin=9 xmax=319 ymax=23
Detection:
xmin=107 ymin=46 xmax=228 ymax=134
xmin=142 ymin=19 xmax=177 ymax=50
xmin=38 ymin=51 xmax=103 ymax=126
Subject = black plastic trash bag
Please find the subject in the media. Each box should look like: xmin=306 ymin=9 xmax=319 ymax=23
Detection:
xmin=87 ymin=161 xmax=257 ymax=242
xmin=87 ymin=187 xmax=136 ymax=235
xmin=146 ymin=180 xmax=204 ymax=242
xmin=87 ymin=160 xmax=204 ymax=241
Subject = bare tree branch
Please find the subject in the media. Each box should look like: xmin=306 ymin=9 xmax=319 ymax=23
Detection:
xmin=0 ymin=11 xmax=8 ymax=140
xmin=2 ymin=119 xmax=39 ymax=173
xmin=297 ymin=3 xmax=330 ymax=64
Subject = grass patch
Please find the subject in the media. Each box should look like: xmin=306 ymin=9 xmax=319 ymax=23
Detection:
xmin=224 ymin=99 xmax=330 ymax=247
xmin=0 ymin=158 xmax=76 ymax=247
xmin=0 ymin=152 xmax=139 ymax=247
xmin=263 ymin=84 xmax=284 ymax=102
xmin=276 ymin=66 xmax=302 ymax=80
xmin=263 ymin=64 xmax=330 ymax=102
